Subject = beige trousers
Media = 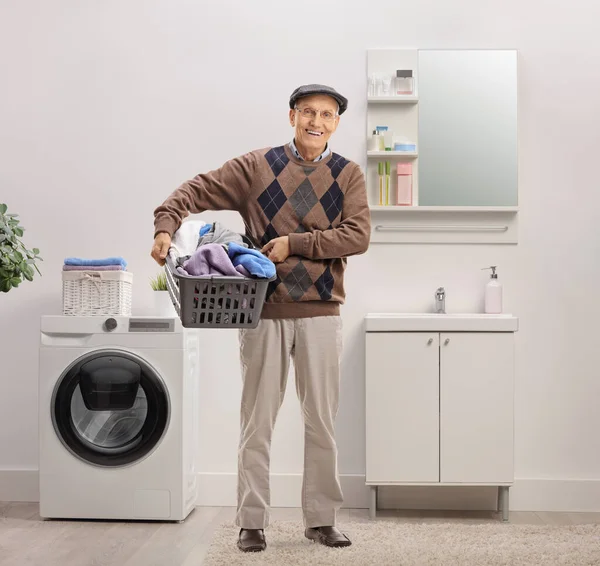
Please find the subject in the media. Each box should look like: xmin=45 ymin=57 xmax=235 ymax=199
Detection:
xmin=236 ymin=316 xmax=344 ymax=529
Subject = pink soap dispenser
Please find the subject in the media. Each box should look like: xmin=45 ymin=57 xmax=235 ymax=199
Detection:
xmin=396 ymin=163 xmax=413 ymax=206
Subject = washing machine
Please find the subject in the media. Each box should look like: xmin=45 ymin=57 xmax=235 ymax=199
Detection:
xmin=38 ymin=315 xmax=200 ymax=521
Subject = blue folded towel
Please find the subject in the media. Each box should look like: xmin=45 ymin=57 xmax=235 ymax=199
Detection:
xmin=227 ymin=242 xmax=275 ymax=279
xmin=64 ymin=257 xmax=128 ymax=268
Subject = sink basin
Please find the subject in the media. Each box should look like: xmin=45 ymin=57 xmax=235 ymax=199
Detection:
xmin=365 ymin=313 xmax=518 ymax=332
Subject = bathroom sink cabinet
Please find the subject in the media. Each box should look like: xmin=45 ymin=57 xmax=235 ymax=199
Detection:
xmin=365 ymin=322 xmax=516 ymax=521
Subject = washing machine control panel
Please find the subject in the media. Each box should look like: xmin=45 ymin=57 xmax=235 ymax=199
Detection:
xmin=128 ymin=318 xmax=176 ymax=333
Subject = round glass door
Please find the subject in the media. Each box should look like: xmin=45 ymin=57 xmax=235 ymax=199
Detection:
xmin=52 ymin=350 xmax=169 ymax=467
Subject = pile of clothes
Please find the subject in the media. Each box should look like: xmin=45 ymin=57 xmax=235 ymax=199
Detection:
xmin=63 ymin=257 xmax=128 ymax=271
xmin=171 ymin=221 xmax=275 ymax=279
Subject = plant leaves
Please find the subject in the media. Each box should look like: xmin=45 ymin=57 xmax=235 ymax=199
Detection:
xmin=0 ymin=206 xmax=42 ymax=290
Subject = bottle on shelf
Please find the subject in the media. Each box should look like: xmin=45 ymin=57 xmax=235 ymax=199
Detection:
xmin=378 ymin=162 xmax=384 ymax=206
xmin=385 ymin=161 xmax=391 ymax=205
xmin=368 ymin=130 xmax=379 ymax=151
xmin=376 ymin=126 xmax=388 ymax=151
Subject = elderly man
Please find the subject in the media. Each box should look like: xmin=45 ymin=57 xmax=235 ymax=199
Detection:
xmin=151 ymin=84 xmax=370 ymax=552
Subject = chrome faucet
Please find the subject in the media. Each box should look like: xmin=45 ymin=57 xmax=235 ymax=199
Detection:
xmin=435 ymin=287 xmax=446 ymax=314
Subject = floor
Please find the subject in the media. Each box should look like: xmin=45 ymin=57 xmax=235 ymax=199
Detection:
xmin=1 ymin=502 xmax=599 ymax=566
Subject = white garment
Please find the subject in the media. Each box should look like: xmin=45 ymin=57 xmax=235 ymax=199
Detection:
xmin=169 ymin=220 xmax=207 ymax=260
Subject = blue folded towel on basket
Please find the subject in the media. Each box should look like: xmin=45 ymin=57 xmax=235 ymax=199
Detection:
xmin=64 ymin=257 xmax=128 ymax=268
xmin=227 ymin=242 xmax=275 ymax=279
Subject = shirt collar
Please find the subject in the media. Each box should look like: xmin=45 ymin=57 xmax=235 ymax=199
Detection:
xmin=289 ymin=139 xmax=331 ymax=162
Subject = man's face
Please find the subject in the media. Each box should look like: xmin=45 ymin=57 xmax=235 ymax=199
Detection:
xmin=289 ymin=94 xmax=340 ymax=153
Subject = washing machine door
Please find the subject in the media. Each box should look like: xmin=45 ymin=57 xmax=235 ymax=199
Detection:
xmin=52 ymin=349 xmax=169 ymax=467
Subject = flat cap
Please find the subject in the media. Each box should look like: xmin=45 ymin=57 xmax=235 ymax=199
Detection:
xmin=289 ymin=84 xmax=348 ymax=115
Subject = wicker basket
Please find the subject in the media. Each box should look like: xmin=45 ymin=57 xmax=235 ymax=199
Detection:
xmin=165 ymin=255 xmax=274 ymax=329
xmin=62 ymin=270 xmax=133 ymax=316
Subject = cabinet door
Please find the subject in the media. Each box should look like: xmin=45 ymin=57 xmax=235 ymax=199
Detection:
xmin=440 ymin=332 xmax=514 ymax=483
xmin=366 ymin=332 xmax=439 ymax=483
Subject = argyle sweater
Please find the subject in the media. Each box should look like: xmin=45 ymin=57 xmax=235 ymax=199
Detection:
xmin=154 ymin=145 xmax=371 ymax=318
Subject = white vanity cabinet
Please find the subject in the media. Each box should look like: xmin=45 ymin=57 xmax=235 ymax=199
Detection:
xmin=365 ymin=314 xmax=518 ymax=521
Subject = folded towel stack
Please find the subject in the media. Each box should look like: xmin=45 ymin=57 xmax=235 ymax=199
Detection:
xmin=63 ymin=257 xmax=128 ymax=271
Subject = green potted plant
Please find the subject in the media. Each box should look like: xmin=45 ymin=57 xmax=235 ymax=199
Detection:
xmin=0 ymin=203 xmax=42 ymax=293
xmin=149 ymin=271 xmax=174 ymax=316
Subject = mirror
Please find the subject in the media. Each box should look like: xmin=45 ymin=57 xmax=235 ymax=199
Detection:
xmin=417 ymin=50 xmax=518 ymax=206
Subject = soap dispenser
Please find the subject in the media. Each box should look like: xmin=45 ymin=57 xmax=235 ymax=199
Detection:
xmin=482 ymin=266 xmax=502 ymax=314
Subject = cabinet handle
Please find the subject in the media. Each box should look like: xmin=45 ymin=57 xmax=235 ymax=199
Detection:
xmin=444 ymin=338 xmax=450 ymax=345
xmin=427 ymin=338 xmax=433 ymax=345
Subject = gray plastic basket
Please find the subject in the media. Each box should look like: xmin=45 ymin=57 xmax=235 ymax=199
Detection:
xmin=165 ymin=255 xmax=275 ymax=329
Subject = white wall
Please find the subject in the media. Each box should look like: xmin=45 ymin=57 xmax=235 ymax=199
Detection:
xmin=1 ymin=0 xmax=600 ymax=511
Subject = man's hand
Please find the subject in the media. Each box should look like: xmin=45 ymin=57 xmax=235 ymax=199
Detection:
xmin=151 ymin=232 xmax=172 ymax=266
xmin=261 ymin=236 xmax=290 ymax=263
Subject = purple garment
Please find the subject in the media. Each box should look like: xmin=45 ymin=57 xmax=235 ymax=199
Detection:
xmin=63 ymin=265 xmax=124 ymax=271
xmin=182 ymin=244 xmax=242 ymax=277
xmin=236 ymin=265 xmax=251 ymax=277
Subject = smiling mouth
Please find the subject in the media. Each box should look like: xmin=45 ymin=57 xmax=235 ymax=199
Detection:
xmin=306 ymin=129 xmax=323 ymax=137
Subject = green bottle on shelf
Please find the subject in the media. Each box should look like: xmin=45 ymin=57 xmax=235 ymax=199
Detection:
xmin=378 ymin=162 xmax=384 ymax=206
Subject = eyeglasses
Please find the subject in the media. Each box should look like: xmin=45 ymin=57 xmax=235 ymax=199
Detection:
xmin=294 ymin=106 xmax=338 ymax=122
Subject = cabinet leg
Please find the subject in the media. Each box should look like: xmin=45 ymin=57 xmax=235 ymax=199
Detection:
xmin=369 ymin=486 xmax=377 ymax=520
xmin=498 ymin=486 xmax=510 ymax=522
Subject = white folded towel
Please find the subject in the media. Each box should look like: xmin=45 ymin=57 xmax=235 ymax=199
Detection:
xmin=169 ymin=220 xmax=207 ymax=260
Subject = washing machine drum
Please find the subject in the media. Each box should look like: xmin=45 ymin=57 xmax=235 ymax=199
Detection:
xmin=52 ymin=350 xmax=169 ymax=467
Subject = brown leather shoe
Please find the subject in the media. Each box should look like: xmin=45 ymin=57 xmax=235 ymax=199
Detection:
xmin=305 ymin=526 xmax=352 ymax=547
xmin=237 ymin=528 xmax=266 ymax=552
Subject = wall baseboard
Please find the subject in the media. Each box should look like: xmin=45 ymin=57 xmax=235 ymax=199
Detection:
xmin=2 ymin=469 xmax=599 ymax=512
xmin=197 ymin=473 xmax=370 ymax=509
xmin=0 ymin=469 xmax=39 ymax=502
xmin=197 ymin=473 xmax=600 ymax=512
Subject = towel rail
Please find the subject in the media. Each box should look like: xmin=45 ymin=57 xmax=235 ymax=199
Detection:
xmin=374 ymin=224 xmax=508 ymax=233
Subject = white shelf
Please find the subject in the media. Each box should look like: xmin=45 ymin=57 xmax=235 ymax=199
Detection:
xmin=368 ymin=96 xmax=418 ymax=104
xmin=369 ymin=206 xmax=519 ymax=212
xmin=368 ymin=151 xmax=418 ymax=158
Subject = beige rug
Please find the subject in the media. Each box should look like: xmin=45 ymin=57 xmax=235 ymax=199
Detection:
xmin=203 ymin=520 xmax=600 ymax=565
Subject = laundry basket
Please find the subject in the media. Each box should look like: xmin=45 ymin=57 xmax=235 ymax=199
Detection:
xmin=165 ymin=255 xmax=275 ymax=329
xmin=62 ymin=270 xmax=133 ymax=316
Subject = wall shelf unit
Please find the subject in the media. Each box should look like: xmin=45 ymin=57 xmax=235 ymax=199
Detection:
xmin=366 ymin=48 xmax=518 ymax=245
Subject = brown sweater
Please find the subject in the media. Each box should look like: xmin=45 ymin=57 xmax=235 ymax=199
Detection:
xmin=154 ymin=144 xmax=371 ymax=318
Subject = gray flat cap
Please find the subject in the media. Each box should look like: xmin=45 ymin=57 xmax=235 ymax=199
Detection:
xmin=289 ymin=84 xmax=348 ymax=115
